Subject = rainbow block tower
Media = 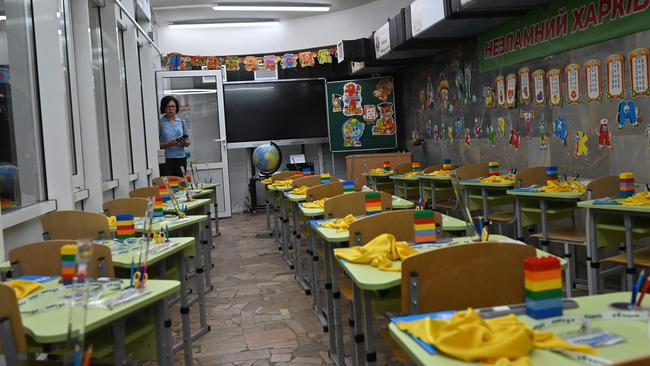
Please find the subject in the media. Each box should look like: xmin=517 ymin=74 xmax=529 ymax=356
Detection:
xmin=546 ymin=166 xmax=559 ymax=184
xmin=293 ymin=172 xmax=303 ymax=178
xmin=302 ymin=168 xmax=314 ymax=176
xmin=365 ymin=192 xmax=382 ymax=215
xmin=411 ymin=162 xmax=422 ymax=172
xmin=442 ymin=159 xmax=452 ymax=171
xmin=320 ymin=173 xmax=331 ymax=184
xmin=488 ymin=161 xmax=500 ymax=176
xmin=343 ymin=180 xmax=354 ymax=193
xmin=180 ymin=178 xmax=188 ymax=190
xmin=383 ymin=161 xmax=391 ymax=172
xmin=414 ymin=210 xmax=436 ymax=243
xmin=619 ymin=172 xmax=635 ymax=198
xmin=116 ymin=214 xmax=136 ymax=240
xmin=169 ymin=177 xmax=180 ymax=193
xmin=60 ymin=244 xmax=77 ymax=285
xmin=159 ymin=185 xmax=171 ymax=203
xmin=185 ymin=174 xmax=193 ymax=189
xmin=524 ymin=256 xmax=563 ymax=319
xmin=154 ymin=196 xmax=164 ymax=218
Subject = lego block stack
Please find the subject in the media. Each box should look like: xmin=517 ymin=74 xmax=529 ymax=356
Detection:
xmin=546 ymin=166 xmax=559 ymax=184
xmin=154 ymin=196 xmax=164 ymax=218
xmin=524 ymin=256 xmax=563 ymax=319
xmin=442 ymin=159 xmax=452 ymax=171
xmin=411 ymin=162 xmax=422 ymax=172
xmin=320 ymin=173 xmax=331 ymax=184
xmin=303 ymin=168 xmax=313 ymax=176
xmin=159 ymin=185 xmax=171 ymax=203
xmin=413 ymin=210 xmax=436 ymax=243
xmin=365 ymin=191 xmax=382 ymax=215
xmin=343 ymin=180 xmax=354 ymax=193
xmin=169 ymin=177 xmax=180 ymax=193
xmin=488 ymin=161 xmax=500 ymax=176
xmin=116 ymin=214 xmax=136 ymax=240
xmin=383 ymin=161 xmax=391 ymax=172
xmin=619 ymin=172 xmax=635 ymax=198
xmin=60 ymin=244 xmax=77 ymax=285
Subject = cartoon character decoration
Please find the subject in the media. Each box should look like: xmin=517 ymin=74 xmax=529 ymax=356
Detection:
xmin=419 ymin=90 xmax=426 ymax=111
xmin=509 ymin=129 xmax=521 ymax=150
xmin=317 ymin=48 xmax=332 ymax=64
xmin=455 ymin=65 xmax=465 ymax=102
xmin=433 ymin=124 xmax=441 ymax=142
xmin=342 ymin=118 xmax=364 ymax=147
xmin=373 ymin=79 xmax=393 ymax=101
xmin=363 ymin=105 xmax=377 ymax=123
xmin=331 ymin=94 xmax=342 ymax=113
xmin=225 ymin=56 xmax=240 ymax=71
xmin=263 ymin=55 xmax=277 ymax=71
xmin=486 ymin=125 xmax=496 ymax=147
xmin=520 ymin=102 xmax=535 ymax=139
xmin=616 ymin=100 xmax=639 ymax=129
xmin=484 ymin=87 xmax=496 ymax=109
xmin=426 ymin=74 xmax=435 ymax=109
xmin=299 ymin=51 xmax=315 ymax=68
xmin=539 ymin=121 xmax=548 ymax=150
xmin=473 ymin=117 xmax=482 ymax=138
xmin=342 ymin=82 xmax=363 ymax=116
xmin=243 ymin=56 xmax=259 ymax=72
xmin=464 ymin=128 xmax=471 ymax=148
xmin=454 ymin=115 xmax=464 ymax=136
xmin=498 ymin=117 xmax=506 ymax=138
xmin=574 ymin=130 xmax=589 ymax=158
xmin=438 ymin=73 xmax=450 ymax=111
xmin=425 ymin=120 xmax=433 ymax=138
xmin=373 ymin=102 xmax=396 ymax=135
xmin=553 ymin=116 xmax=568 ymax=145
xmin=598 ymin=118 xmax=612 ymax=149
xmin=207 ymin=57 xmax=220 ymax=70
xmin=464 ymin=62 xmax=473 ymax=103
xmin=281 ymin=53 xmax=297 ymax=69
xmin=447 ymin=125 xmax=454 ymax=141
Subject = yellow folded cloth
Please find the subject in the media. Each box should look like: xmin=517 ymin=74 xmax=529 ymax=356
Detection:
xmin=619 ymin=192 xmax=650 ymax=206
xmin=334 ymin=233 xmax=417 ymax=272
xmin=370 ymin=168 xmax=392 ymax=174
xmin=395 ymin=308 xmax=596 ymax=365
xmin=270 ymin=179 xmax=293 ymax=188
xmin=318 ymin=214 xmax=356 ymax=232
xmin=303 ymin=199 xmax=325 ymax=209
xmin=539 ymin=179 xmax=585 ymax=193
xmin=403 ymin=171 xmax=419 ymax=177
xmin=480 ymin=175 xmax=516 ymax=184
xmin=427 ymin=170 xmax=450 ymax=176
xmin=261 ymin=178 xmax=272 ymax=184
xmin=107 ymin=215 xmax=117 ymax=229
xmin=6 ymin=279 xmax=44 ymax=299
xmin=291 ymin=186 xmax=309 ymax=195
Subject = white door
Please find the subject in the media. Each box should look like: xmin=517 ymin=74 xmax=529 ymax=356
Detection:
xmin=156 ymin=70 xmax=232 ymax=218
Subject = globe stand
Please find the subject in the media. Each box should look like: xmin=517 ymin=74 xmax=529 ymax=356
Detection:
xmin=254 ymin=174 xmax=275 ymax=239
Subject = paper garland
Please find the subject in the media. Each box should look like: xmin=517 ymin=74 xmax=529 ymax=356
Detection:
xmin=565 ymin=64 xmax=580 ymax=104
xmin=629 ymin=48 xmax=650 ymax=97
xmin=584 ymin=59 xmax=602 ymax=103
xmin=606 ymin=54 xmax=625 ymax=100
xmin=519 ymin=67 xmax=531 ymax=104
xmin=547 ymin=69 xmax=562 ymax=107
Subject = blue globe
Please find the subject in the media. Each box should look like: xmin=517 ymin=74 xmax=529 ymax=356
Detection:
xmin=252 ymin=143 xmax=282 ymax=175
xmin=0 ymin=163 xmax=17 ymax=194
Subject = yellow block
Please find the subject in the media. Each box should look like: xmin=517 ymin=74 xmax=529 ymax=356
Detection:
xmin=414 ymin=223 xmax=436 ymax=230
xmin=525 ymin=278 xmax=562 ymax=292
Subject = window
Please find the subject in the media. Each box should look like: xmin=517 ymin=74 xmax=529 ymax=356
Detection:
xmin=0 ymin=0 xmax=46 ymax=212
xmin=88 ymin=3 xmax=112 ymax=182
xmin=137 ymin=44 xmax=149 ymax=169
xmin=118 ymin=26 xmax=134 ymax=174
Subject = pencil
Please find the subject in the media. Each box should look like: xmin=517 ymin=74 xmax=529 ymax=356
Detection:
xmin=636 ymin=278 xmax=650 ymax=307
xmin=631 ymin=270 xmax=646 ymax=305
xmin=82 ymin=344 xmax=93 ymax=366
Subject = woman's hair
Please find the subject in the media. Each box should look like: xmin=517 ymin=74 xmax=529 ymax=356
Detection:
xmin=160 ymin=95 xmax=179 ymax=114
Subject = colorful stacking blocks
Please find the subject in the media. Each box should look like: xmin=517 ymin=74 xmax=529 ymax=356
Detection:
xmin=294 ymin=172 xmax=303 ymax=177
xmin=159 ymin=185 xmax=171 ymax=203
xmin=619 ymin=172 xmax=635 ymax=198
xmin=343 ymin=180 xmax=354 ymax=193
xmin=411 ymin=162 xmax=422 ymax=172
xmin=180 ymin=178 xmax=188 ymax=190
xmin=365 ymin=192 xmax=382 ymax=215
xmin=383 ymin=161 xmax=391 ymax=172
xmin=60 ymin=244 xmax=77 ymax=285
xmin=116 ymin=214 xmax=136 ymax=240
xmin=154 ymin=196 xmax=164 ymax=218
xmin=442 ymin=159 xmax=452 ymax=171
xmin=169 ymin=177 xmax=180 ymax=193
xmin=488 ymin=161 xmax=500 ymax=176
xmin=303 ymin=168 xmax=314 ymax=176
xmin=524 ymin=256 xmax=563 ymax=319
xmin=413 ymin=210 xmax=436 ymax=243
xmin=546 ymin=166 xmax=559 ymax=184
xmin=185 ymin=174 xmax=193 ymax=189
xmin=320 ymin=173 xmax=331 ymax=184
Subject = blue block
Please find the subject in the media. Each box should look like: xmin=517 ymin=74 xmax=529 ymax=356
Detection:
xmin=525 ymin=297 xmax=563 ymax=311
xmin=415 ymin=229 xmax=436 ymax=236
xmin=526 ymin=306 xmax=563 ymax=319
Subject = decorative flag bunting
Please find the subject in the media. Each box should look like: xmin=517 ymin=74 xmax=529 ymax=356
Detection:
xmin=488 ymin=162 xmax=500 ymax=176
xmin=365 ymin=192 xmax=382 ymax=215
xmin=519 ymin=67 xmax=531 ymax=104
xmin=154 ymin=196 xmax=164 ymax=218
xmin=116 ymin=214 xmax=136 ymax=240
xmin=320 ymin=173 xmax=331 ymax=184
xmin=524 ymin=256 xmax=563 ymax=319
xmin=303 ymin=168 xmax=313 ymax=176
xmin=343 ymin=180 xmax=354 ymax=193
xmin=546 ymin=166 xmax=559 ymax=184
xmin=383 ymin=161 xmax=391 ymax=172
xmin=495 ymin=75 xmax=506 ymax=107
xmin=159 ymin=185 xmax=171 ymax=203
xmin=442 ymin=159 xmax=452 ymax=171
xmin=619 ymin=172 xmax=635 ymax=198
xmin=60 ymin=244 xmax=77 ymax=285
xmin=505 ymin=73 xmax=517 ymax=108
xmin=413 ymin=210 xmax=436 ymax=244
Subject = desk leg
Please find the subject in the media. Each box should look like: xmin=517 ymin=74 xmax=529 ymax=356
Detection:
xmin=362 ymin=288 xmax=376 ymax=366
xmin=540 ymin=199 xmax=549 ymax=251
xmin=265 ymin=189 xmax=271 ymax=231
xmin=351 ymin=283 xmax=364 ymax=366
xmin=481 ymin=188 xmax=489 ymax=219
xmin=213 ymin=196 xmax=221 ymax=237
xmin=192 ymin=224 xmax=210 ymax=341
xmin=430 ymin=181 xmax=436 ymax=211
xmin=155 ymin=297 xmax=174 ymax=366
xmin=294 ymin=203 xmax=310 ymax=294
xmin=203 ymin=208 xmax=214 ymax=293
xmin=370 ymin=176 xmax=377 ymax=191
xmin=586 ymin=208 xmax=600 ymax=295
xmin=274 ymin=195 xmax=281 ymax=248
xmin=325 ymin=241 xmax=345 ymax=366
xmin=393 ymin=181 xmax=398 ymax=197
xmin=515 ymin=197 xmax=523 ymax=241
xmin=176 ymin=252 xmax=193 ymax=364
xmin=310 ymin=226 xmax=327 ymax=331
xmin=624 ymin=214 xmax=635 ymax=291
xmin=280 ymin=198 xmax=292 ymax=268
xmin=112 ymin=319 xmax=127 ymax=365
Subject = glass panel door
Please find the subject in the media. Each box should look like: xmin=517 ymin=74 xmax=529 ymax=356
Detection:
xmin=156 ymin=70 xmax=231 ymax=218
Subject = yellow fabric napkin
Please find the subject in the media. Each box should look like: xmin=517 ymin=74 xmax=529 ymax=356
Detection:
xmin=619 ymin=192 xmax=650 ymax=206
xmin=539 ymin=179 xmax=585 ymax=193
xmin=427 ymin=170 xmax=450 ymax=176
xmin=270 ymin=179 xmax=293 ymax=188
xmin=291 ymin=186 xmax=309 ymax=195
xmin=403 ymin=171 xmax=419 ymax=177
xmin=370 ymin=168 xmax=392 ymax=174
xmin=334 ymin=233 xmax=417 ymax=272
xmin=318 ymin=214 xmax=356 ymax=232
xmin=6 ymin=279 xmax=44 ymax=299
xmin=395 ymin=308 xmax=596 ymax=365
xmin=261 ymin=178 xmax=272 ymax=184
xmin=303 ymin=199 xmax=325 ymax=209
xmin=480 ymin=175 xmax=516 ymax=184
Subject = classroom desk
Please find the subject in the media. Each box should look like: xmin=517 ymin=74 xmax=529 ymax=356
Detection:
xmin=336 ymin=235 xmax=565 ymax=366
xmin=578 ymin=200 xmax=650 ymax=294
xmin=390 ymin=175 xmax=420 ymax=199
xmin=461 ymin=179 xmax=515 ymax=219
xmin=19 ymin=278 xmax=179 ymax=366
xmin=508 ymin=188 xmax=585 ymax=250
xmin=362 ymin=172 xmax=393 ymax=191
xmin=297 ymin=195 xmax=416 ymax=218
xmin=417 ymin=175 xmax=452 ymax=211
xmin=164 ymin=198 xmax=211 ymax=214
xmin=196 ymin=183 xmax=222 ymax=236
xmin=389 ymin=292 xmax=650 ymax=366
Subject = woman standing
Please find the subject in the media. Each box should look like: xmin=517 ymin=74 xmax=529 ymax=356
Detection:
xmin=159 ymin=96 xmax=190 ymax=177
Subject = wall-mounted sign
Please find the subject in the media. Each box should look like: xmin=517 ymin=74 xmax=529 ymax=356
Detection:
xmin=409 ymin=0 xmax=446 ymax=39
xmin=584 ymin=59 xmax=602 ymax=103
xmin=565 ymin=63 xmax=580 ymax=104
xmin=532 ymin=69 xmax=546 ymax=106
xmin=374 ymin=23 xmax=391 ymax=59
xmin=548 ymin=68 xmax=562 ymax=107
xmin=519 ymin=67 xmax=531 ymax=104
xmin=629 ymin=48 xmax=650 ymax=97
xmin=606 ymin=53 xmax=625 ymax=100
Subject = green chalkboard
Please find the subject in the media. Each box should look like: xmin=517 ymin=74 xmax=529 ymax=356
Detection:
xmin=326 ymin=77 xmax=397 ymax=152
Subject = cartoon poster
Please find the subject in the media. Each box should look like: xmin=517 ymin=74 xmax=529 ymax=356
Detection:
xmin=617 ymin=100 xmax=640 ymax=129
xmin=281 ymin=53 xmax=297 ymax=69
xmin=342 ymin=118 xmax=364 ymax=147
xmin=606 ymin=54 xmax=624 ymax=100
xmin=373 ymin=79 xmax=393 ymax=101
xmin=331 ymin=94 xmax=342 ymax=113
xmin=342 ymin=82 xmax=363 ymax=116
xmin=553 ymin=116 xmax=568 ymax=145
xmin=548 ymin=69 xmax=562 ymax=107
xmin=363 ymin=105 xmax=377 ymax=123
xmin=520 ymin=102 xmax=535 ymax=139
xmin=532 ymin=69 xmax=546 ymax=107
xmin=519 ymin=67 xmax=531 ymax=104
xmin=243 ymin=56 xmax=259 ymax=72
xmin=373 ymin=102 xmax=396 ymax=135
xmin=505 ymin=73 xmax=517 ymax=108
xmin=263 ymin=55 xmax=277 ymax=71
xmin=629 ymin=48 xmax=650 ymax=97
xmin=484 ymin=86 xmax=496 ymax=108
xmin=565 ymin=64 xmax=580 ymax=104
xmin=486 ymin=125 xmax=496 ymax=146
xmin=584 ymin=59 xmax=602 ymax=103
xmin=464 ymin=129 xmax=471 ymax=148
xmin=598 ymin=119 xmax=612 ymax=149
xmin=317 ymin=49 xmax=332 ymax=64
xmin=438 ymin=73 xmax=450 ymax=110
xmin=539 ymin=121 xmax=548 ymax=150
xmin=574 ymin=131 xmax=588 ymax=158
xmin=509 ymin=129 xmax=520 ymax=150
xmin=495 ymin=75 xmax=506 ymax=108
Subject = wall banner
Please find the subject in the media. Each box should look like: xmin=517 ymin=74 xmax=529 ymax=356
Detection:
xmin=479 ymin=0 xmax=650 ymax=72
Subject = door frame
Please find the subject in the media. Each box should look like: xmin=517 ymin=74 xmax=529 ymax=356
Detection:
xmin=155 ymin=70 xmax=232 ymax=218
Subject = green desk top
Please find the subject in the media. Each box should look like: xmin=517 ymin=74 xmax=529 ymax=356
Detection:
xmin=390 ymin=175 xmax=421 ymax=182
xmin=392 ymin=196 xmax=415 ymax=209
xmin=190 ymin=189 xmax=213 ymax=199
xmin=507 ymin=189 xmax=584 ymax=200
xmin=578 ymin=199 xmax=650 ymax=213
xmin=163 ymin=198 xmax=210 ymax=213
xmin=132 ymin=215 xmax=207 ymax=232
xmin=389 ymin=292 xmax=650 ymax=366
xmin=299 ymin=205 xmax=325 ymax=217
xmin=418 ymin=175 xmax=451 ymax=181
xmin=461 ymin=179 xmax=515 ymax=188
xmin=313 ymin=214 xmax=470 ymax=243
xmin=106 ymin=237 xmax=195 ymax=268
xmin=284 ymin=192 xmax=307 ymax=202
xmin=20 ymin=279 xmax=179 ymax=344
xmin=337 ymin=235 xmax=564 ymax=291
xmin=0 ymin=260 xmax=10 ymax=272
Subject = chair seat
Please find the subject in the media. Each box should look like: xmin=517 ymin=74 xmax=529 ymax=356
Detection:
xmin=530 ymin=227 xmax=586 ymax=243
xmin=488 ymin=211 xmax=515 ymax=223
xmin=339 ymin=279 xmax=353 ymax=301
xmin=602 ymin=247 xmax=650 ymax=267
xmin=379 ymin=325 xmax=412 ymax=365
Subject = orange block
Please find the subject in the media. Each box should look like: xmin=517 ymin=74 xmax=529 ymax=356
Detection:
xmin=525 ymin=269 xmax=561 ymax=282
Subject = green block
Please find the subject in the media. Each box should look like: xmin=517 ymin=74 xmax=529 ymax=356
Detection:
xmin=60 ymin=254 xmax=76 ymax=262
xmin=414 ymin=210 xmax=434 ymax=219
xmin=525 ymin=288 xmax=563 ymax=300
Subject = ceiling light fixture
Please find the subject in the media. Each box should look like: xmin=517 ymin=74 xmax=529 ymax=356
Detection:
xmin=169 ymin=20 xmax=279 ymax=29
xmin=212 ymin=2 xmax=330 ymax=12
xmin=0 ymin=15 xmax=6 ymax=21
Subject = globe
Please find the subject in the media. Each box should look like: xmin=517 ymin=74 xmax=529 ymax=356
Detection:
xmin=252 ymin=142 xmax=282 ymax=176
xmin=0 ymin=163 xmax=18 ymax=194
